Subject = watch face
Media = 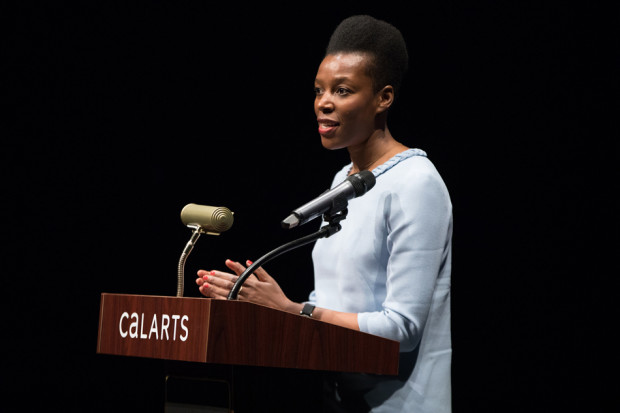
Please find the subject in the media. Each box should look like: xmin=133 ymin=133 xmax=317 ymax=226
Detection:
xmin=301 ymin=304 xmax=315 ymax=317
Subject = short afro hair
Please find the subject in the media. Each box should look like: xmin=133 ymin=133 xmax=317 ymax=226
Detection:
xmin=325 ymin=15 xmax=408 ymax=96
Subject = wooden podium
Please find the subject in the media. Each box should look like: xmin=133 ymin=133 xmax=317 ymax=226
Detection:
xmin=97 ymin=293 xmax=399 ymax=411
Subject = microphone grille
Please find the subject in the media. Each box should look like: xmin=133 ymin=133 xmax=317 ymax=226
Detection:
xmin=210 ymin=207 xmax=234 ymax=232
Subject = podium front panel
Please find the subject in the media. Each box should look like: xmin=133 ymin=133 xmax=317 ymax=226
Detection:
xmin=97 ymin=293 xmax=399 ymax=375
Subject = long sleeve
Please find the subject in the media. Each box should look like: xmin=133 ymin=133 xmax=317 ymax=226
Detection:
xmin=356 ymin=163 xmax=452 ymax=351
xmin=310 ymin=149 xmax=452 ymax=412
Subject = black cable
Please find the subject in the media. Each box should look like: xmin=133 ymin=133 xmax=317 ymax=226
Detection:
xmin=227 ymin=210 xmax=347 ymax=300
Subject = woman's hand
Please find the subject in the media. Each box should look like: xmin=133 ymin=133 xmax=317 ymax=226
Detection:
xmin=196 ymin=259 xmax=299 ymax=314
xmin=195 ymin=262 xmax=238 ymax=300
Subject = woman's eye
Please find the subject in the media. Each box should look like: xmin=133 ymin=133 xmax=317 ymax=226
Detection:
xmin=336 ymin=87 xmax=350 ymax=95
xmin=313 ymin=87 xmax=323 ymax=96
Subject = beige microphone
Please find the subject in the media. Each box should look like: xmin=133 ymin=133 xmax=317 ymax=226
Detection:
xmin=177 ymin=203 xmax=234 ymax=297
xmin=180 ymin=203 xmax=234 ymax=234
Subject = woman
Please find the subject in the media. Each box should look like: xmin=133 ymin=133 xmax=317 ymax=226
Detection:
xmin=196 ymin=15 xmax=453 ymax=413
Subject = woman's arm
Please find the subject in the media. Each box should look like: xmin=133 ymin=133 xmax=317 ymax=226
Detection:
xmin=196 ymin=259 xmax=360 ymax=331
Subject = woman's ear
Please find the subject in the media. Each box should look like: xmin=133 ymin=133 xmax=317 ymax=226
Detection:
xmin=376 ymin=85 xmax=395 ymax=114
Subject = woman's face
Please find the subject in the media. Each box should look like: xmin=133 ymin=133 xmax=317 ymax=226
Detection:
xmin=314 ymin=53 xmax=382 ymax=150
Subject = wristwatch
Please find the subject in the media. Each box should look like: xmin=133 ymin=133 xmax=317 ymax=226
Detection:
xmin=300 ymin=303 xmax=316 ymax=318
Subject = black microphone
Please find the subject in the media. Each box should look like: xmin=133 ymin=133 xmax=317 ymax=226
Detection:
xmin=281 ymin=170 xmax=376 ymax=229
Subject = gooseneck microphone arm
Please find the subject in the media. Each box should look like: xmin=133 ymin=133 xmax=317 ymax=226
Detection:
xmin=177 ymin=225 xmax=204 ymax=297
xmin=227 ymin=208 xmax=348 ymax=300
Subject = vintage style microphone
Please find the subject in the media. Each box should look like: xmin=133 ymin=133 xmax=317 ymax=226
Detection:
xmin=177 ymin=204 xmax=233 ymax=297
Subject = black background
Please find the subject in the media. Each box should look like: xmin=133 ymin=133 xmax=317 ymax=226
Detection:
xmin=5 ymin=1 xmax=614 ymax=412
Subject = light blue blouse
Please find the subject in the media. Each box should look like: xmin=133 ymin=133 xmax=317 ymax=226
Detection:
xmin=310 ymin=149 xmax=453 ymax=412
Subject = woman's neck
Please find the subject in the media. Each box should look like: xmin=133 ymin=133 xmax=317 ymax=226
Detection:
xmin=347 ymin=129 xmax=409 ymax=175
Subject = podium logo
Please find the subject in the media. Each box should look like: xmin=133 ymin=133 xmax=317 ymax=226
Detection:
xmin=119 ymin=312 xmax=189 ymax=341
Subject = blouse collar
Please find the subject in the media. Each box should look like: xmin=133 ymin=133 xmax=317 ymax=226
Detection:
xmin=345 ymin=148 xmax=427 ymax=178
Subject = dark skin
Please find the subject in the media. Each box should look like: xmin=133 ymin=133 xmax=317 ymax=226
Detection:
xmin=196 ymin=52 xmax=409 ymax=330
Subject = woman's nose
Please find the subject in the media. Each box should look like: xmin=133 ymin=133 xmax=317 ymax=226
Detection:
xmin=316 ymin=93 xmax=334 ymax=113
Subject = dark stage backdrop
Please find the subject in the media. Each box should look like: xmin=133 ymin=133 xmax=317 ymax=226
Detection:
xmin=5 ymin=2 xmax=612 ymax=412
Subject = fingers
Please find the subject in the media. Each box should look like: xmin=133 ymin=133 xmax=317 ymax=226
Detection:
xmin=225 ymin=259 xmax=247 ymax=276
xmin=226 ymin=258 xmax=262 ymax=281
xmin=198 ymin=259 xmax=266 ymax=299
xmin=245 ymin=260 xmax=272 ymax=282
xmin=196 ymin=269 xmax=239 ymax=299
xmin=196 ymin=269 xmax=209 ymax=287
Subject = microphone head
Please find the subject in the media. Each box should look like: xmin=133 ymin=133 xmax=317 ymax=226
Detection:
xmin=180 ymin=203 xmax=234 ymax=233
xmin=347 ymin=170 xmax=376 ymax=196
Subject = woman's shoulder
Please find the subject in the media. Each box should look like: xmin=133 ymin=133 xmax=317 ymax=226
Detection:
xmin=382 ymin=150 xmax=451 ymax=200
